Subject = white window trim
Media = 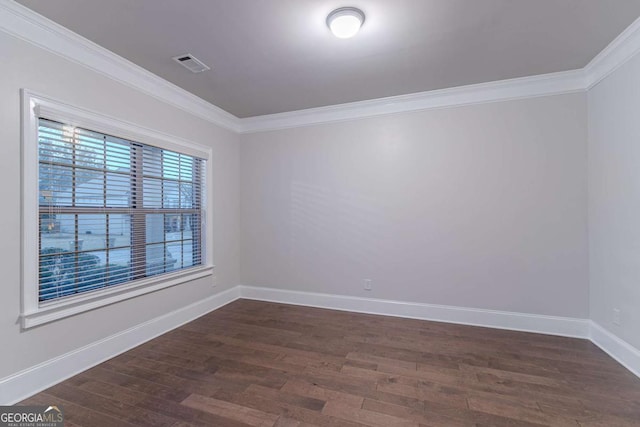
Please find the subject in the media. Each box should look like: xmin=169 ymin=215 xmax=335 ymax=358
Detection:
xmin=21 ymin=89 xmax=214 ymax=329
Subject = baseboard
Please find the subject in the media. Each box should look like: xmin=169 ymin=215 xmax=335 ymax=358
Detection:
xmin=239 ymin=286 xmax=590 ymax=339
xmin=240 ymin=286 xmax=640 ymax=380
xmin=0 ymin=286 xmax=241 ymax=405
xmin=4 ymin=285 xmax=638 ymax=405
xmin=589 ymin=321 xmax=640 ymax=378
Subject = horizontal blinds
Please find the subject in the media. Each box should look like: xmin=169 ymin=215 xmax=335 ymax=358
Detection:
xmin=38 ymin=118 xmax=205 ymax=302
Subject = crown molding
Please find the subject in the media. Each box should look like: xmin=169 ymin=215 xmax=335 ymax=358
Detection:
xmin=238 ymin=70 xmax=587 ymax=133
xmin=3 ymin=0 xmax=640 ymax=134
xmin=584 ymin=15 xmax=640 ymax=89
xmin=0 ymin=0 xmax=242 ymax=132
xmin=240 ymin=11 xmax=640 ymax=134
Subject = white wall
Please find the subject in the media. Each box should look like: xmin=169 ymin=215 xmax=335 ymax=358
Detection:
xmin=240 ymin=93 xmax=589 ymax=318
xmin=0 ymin=32 xmax=240 ymax=379
xmin=588 ymin=52 xmax=640 ymax=349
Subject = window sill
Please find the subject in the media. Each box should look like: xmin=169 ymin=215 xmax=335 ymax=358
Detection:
xmin=21 ymin=265 xmax=214 ymax=329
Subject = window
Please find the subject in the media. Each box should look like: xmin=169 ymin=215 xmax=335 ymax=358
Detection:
xmin=22 ymin=91 xmax=213 ymax=328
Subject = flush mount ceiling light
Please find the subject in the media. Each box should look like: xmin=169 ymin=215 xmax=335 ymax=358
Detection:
xmin=327 ymin=7 xmax=365 ymax=39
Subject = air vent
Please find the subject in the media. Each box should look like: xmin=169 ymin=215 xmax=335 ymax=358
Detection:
xmin=172 ymin=53 xmax=210 ymax=73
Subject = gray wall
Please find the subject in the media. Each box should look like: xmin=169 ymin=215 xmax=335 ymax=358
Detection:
xmin=588 ymin=51 xmax=640 ymax=349
xmin=0 ymin=32 xmax=240 ymax=379
xmin=7 ymin=11 xmax=640 ymax=384
xmin=240 ymin=93 xmax=589 ymax=318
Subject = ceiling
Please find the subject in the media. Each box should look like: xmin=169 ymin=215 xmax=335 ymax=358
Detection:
xmin=16 ymin=0 xmax=640 ymax=118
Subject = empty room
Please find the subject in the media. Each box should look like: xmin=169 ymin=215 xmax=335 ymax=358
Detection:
xmin=1 ymin=0 xmax=640 ymax=425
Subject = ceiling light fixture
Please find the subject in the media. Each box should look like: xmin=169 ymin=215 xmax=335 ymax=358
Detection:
xmin=327 ymin=7 xmax=365 ymax=39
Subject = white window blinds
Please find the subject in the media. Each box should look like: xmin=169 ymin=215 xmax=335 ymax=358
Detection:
xmin=38 ymin=118 xmax=205 ymax=302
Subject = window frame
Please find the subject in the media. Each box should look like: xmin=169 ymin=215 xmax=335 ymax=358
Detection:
xmin=21 ymin=90 xmax=214 ymax=329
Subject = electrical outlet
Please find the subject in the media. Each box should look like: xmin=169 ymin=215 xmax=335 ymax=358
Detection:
xmin=363 ymin=279 xmax=372 ymax=291
xmin=212 ymin=276 xmax=217 ymax=288
xmin=613 ymin=308 xmax=621 ymax=326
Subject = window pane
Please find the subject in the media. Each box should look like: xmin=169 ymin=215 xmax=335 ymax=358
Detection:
xmin=183 ymin=213 xmax=200 ymax=241
xmin=75 ymin=170 xmax=103 ymax=207
xmin=39 ymin=129 xmax=73 ymax=165
xmin=180 ymin=183 xmax=194 ymax=208
xmin=105 ymin=138 xmax=131 ymax=172
xmin=106 ymin=248 xmax=132 ymax=285
xmin=163 ymin=180 xmax=179 ymax=208
xmin=39 ymin=252 xmax=76 ymax=301
xmin=146 ymin=214 xmax=164 ymax=244
xmin=165 ymin=214 xmax=182 ymax=236
xmin=181 ymin=240 xmax=195 ymax=268
xmin=143 ymin=145 xmax=163 ymax=177
xmin=146 ymin=243 xmax=170 ymax=276
xmin=109 ymin=214 xmax=131 ymax=247
xmin=180 ymin=155 xmax=193 ymax=181
xmin=143 ymin=178 xmax=162 ymax=208
xmin=75 ymin=251 xmax=107 ymax=293
xmin=39 ymin=164 xmax=73 ymax=206
xmin=167 ymin=240 xmax=183 ymax=269
xmin=40 ymin=214 xmax=75 ymax=253
xmin=78 ymin=215 xmax=107 ymax=250
xmin=163 ymin=151 xmax=180 ymax=180
xmin=75 ymin=128 xmax=105 ymax=170
xmin=106 ymin=173 xmax=131 ymax=207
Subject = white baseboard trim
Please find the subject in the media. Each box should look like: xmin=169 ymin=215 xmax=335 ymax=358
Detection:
xmin=0 ymin=286 xmax=240 ymax=405
xmin=239 ymin=286 xmax=590 ymax=339
xmin=590 ymin=321 xmax=640 ymax=378
xmin=240 ymin=286 xmax=640 ymax=380
xmin=3 ymin=285 xmax=639 ymax=405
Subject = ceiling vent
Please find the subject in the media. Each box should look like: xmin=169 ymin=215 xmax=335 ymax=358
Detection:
xmin=172 ymin=54 xmax=210 ymax=73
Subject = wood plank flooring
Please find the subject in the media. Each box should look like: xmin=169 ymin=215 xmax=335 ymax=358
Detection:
xmin=21 ymin=299 xmax=640 ymax=426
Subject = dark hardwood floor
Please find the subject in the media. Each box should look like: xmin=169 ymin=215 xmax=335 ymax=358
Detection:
xmin=21 ymin=299 xmax=640 ymax=426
